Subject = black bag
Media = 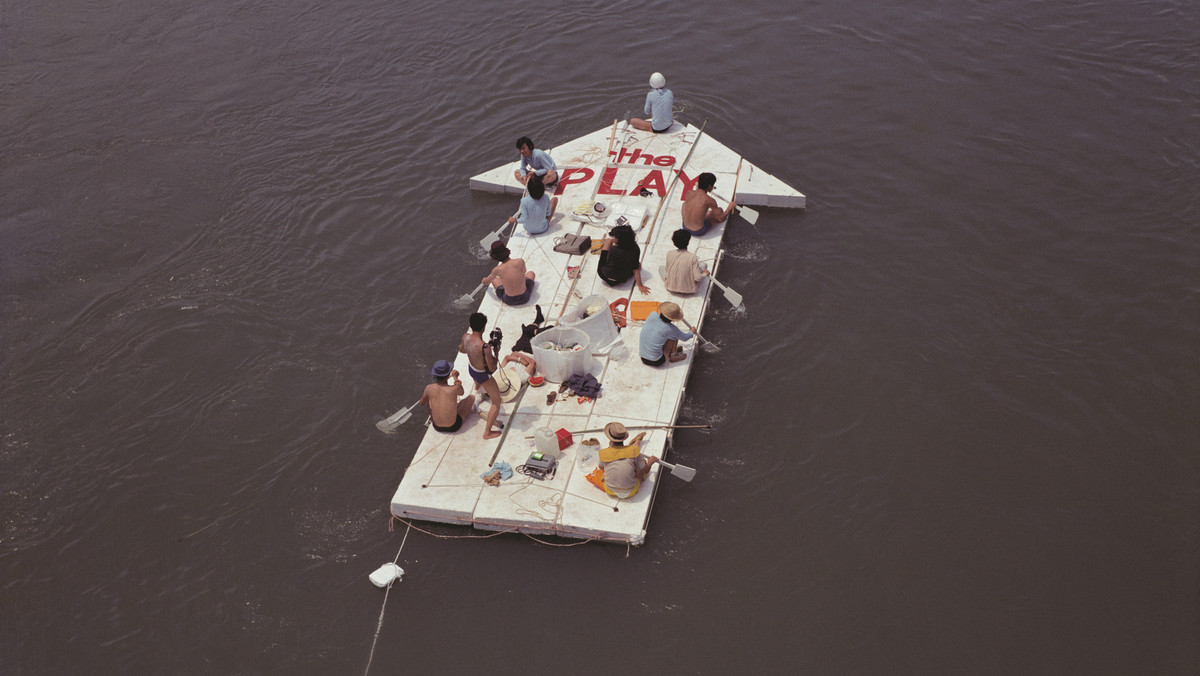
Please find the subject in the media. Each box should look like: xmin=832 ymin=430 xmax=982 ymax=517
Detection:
xmin=552 ymin=233 xmax=592 ymax=255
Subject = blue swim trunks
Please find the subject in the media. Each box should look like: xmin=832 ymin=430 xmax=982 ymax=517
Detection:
xmin=495 ymin=279 xmax=536 ymax=306
xmin=468 ymin=365 xmax=491 ymax=384
xmin=685 ymin=219 xmax=713 ymax=236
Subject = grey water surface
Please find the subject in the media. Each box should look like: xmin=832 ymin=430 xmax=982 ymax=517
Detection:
xmin=3 ymin=0 xmax=1197 ymax=674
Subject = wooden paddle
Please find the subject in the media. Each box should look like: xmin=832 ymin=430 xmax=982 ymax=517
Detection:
xmin=488 ymin=382 xmax=530 ymax=465
xmin=531 ymin=423 xmax=712 ymax=438
xmin=643 ymin=118 xmax=708 ymax=249
xmin=555 ymin=119 xmax=621 ymax=320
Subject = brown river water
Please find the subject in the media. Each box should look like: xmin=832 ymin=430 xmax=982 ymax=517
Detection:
xmin=2 ymin=1 xmax=1197 ymax=673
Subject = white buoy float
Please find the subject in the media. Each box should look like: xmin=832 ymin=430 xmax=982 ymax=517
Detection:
xmin=369 ymin=563 xmax=404 ymax=588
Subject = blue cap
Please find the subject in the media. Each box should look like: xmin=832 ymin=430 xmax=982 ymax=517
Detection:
xmin=431 ymin=360 xmax=453 ymax=378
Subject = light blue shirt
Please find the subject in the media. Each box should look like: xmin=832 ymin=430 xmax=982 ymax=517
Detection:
xmin=517 ymin=193 xmax=551 ymax=235
xmin=519 ymin=148 xmax=556 ymax=177
xmin=638 ymin=311 xmax=692 ymax=361
xmin=644 ymin=88 xmax=674 ymax=132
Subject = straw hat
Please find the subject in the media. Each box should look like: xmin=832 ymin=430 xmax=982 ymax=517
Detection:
xmin=649 ymin=72 xmax=666 ymax=89
xmin=604 ymin=422 xmax=629 ymax=443
xmin=493 ymin=366 xmax=524 ymax=402
xmin=658 ymin=301 xmax=683 ymax=322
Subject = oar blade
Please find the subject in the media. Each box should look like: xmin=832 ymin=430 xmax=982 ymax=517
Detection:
xmin=667 ymin=462 xmax=696 ymax=482
xmin=723 ymin=287 xmax=744 ymax=309
xmin=738 ymin=204 xmax=759 ymax=225
xmin=453 ymin=283 xmax=483 ymax=308
xmin=376 ymin=407 xmax=413 ymax=434
xmin=480 ymin=229 xmax=502 ymax=251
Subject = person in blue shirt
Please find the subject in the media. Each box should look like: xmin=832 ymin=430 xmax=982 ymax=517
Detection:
xmin=630 ymin=72 xmax=675 ymax=133
xmin=638 ymin=302 xmax=693 ymax=366
xmin=513 ymin=136 xmax=558 ymax=187
xmin=506 ymin=174 xmax=557 ymax=235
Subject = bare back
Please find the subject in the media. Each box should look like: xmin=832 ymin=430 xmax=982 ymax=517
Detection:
xmin=422 ymin=380 xmax=463 ymax=427
xmin=459 ymin=330 xmax=495 ymax=373
xmin=682 ymin=189 xmax=719 ymax=232
xmin=491 ymin=258 xmax=529 ymax=295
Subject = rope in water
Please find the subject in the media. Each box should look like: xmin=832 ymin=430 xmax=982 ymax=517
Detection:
xmin=391 ymin=516 xmax=515 ymax=539
xmin=391 ymin=515 xmax=610 ymax=547
xmin=363 ymin=520 xmax=412 ymax=676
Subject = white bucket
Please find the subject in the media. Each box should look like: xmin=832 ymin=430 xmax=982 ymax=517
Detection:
xmin=560 ymin=293 xmax=619 ymax=351
xmin=531 ymin=327 xmax=590 ymax=383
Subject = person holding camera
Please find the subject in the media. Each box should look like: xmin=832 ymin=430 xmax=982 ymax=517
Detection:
xmin=459 ymin=312 xmax=504 ymax=440
xmin=483 ymin=241 xmax=536 ymax=306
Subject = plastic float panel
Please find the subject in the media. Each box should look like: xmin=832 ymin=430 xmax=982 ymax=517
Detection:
xmin=392 ymin=123 xmax=794 ymax=543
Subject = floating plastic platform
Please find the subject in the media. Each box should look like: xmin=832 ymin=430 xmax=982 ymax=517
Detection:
xmin=389 ymin=122 xmax=805 ymax=544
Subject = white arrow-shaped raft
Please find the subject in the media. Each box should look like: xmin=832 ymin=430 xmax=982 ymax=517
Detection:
xmin=470 ymin=123 xmax=806 ymax=208
xmin=389 ymin=122 xmax=805 ymax=545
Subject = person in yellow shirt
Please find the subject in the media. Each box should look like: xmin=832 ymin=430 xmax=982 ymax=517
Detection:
xmin=598 ymin=422 xmax=658 ymax=498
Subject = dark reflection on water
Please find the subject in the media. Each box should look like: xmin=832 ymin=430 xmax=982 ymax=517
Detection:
xmin=3 ymin=0 xmax=1197 ymax=674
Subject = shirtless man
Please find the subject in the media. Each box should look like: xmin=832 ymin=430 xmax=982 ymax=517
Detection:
xmin=681 ymin=172 xmax=736 ymax=237
xmin=459 ymin=313 xmax=503 ymax=440
xmin=483 ymin=241 xmax=536 ymax=306
xmin=513 ymin=136 xmax=558 ymax=187
xmin=418 ymin=360 xmax=475 ymax=434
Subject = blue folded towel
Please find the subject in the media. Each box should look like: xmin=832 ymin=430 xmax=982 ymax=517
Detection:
xmin=482 ymin=461 xmax=514 ymax=480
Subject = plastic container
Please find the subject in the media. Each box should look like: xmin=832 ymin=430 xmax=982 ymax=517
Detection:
xmin=560 ymin=293 xmax=619 ymax=350
xmin=577 ymin=444 xmax=597 ymax=470
xmin=608 ymin=340 xmax=630 ymax=362
xmin=531 ymin=327 xmax=591 ymax=383
xmin=369 ymin=563 xmax=405 ymax=588
xmin=534 ymin=427 xmax=560 ymax=459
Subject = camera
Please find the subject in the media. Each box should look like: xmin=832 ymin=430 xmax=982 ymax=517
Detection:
xmin=488 ymin=327 xmax=503 ymax=352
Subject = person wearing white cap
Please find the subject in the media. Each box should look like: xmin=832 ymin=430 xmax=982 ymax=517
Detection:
xmin=630 ymin=72 xmax=675 ymax=133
